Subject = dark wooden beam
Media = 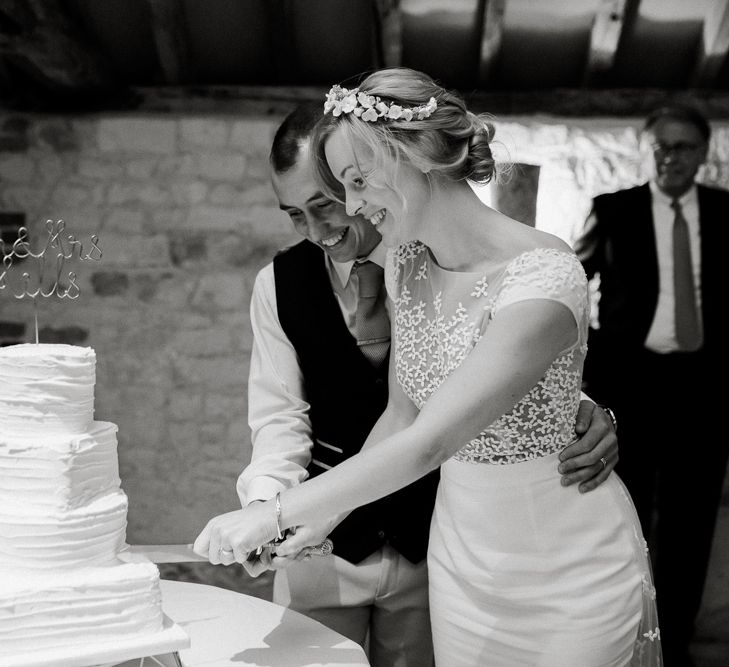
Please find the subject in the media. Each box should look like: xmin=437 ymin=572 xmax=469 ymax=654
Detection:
xmin=465 ymin=87 xmax=727 ymax=119
xmin=477 ymin=0 xmax=506 ymax=86
xmin=373 ymin=0 xmax=402 ymax=68
xmin=582 ymin=0 xmax=639 ymax=86
xmin=119 ymin=85 xmax=729 ymax=120
xmin=263 ymin=0 xmax=297 ymax=83
xmin=691 ymin=0 xmax=729 ymax=88
xmin=0 ymin=0 xmax=122 ymax=109
xmin=146 ymin=0 xmax=192 ymax=85
xmin=0 ymin=0 xmax=113 ymax=88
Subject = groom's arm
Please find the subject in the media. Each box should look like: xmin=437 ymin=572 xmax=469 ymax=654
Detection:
xmin=237 ymin=265 xmax=314 ymax=508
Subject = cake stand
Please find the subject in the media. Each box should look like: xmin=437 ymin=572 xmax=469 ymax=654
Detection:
xmin=2 ymin=613 xmax=189 ymax=667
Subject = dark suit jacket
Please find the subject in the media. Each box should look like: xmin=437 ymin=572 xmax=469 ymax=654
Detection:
xmin=575 ymin=182 xmax=728 ymax=402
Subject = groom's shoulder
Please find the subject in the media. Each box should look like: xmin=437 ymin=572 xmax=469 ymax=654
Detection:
xmin=274 ymin=239 xmax=320 ymax=261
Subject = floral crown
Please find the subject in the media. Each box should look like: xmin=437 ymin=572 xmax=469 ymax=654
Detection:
xmin=323 ymin=85 xmax=437 ymax=122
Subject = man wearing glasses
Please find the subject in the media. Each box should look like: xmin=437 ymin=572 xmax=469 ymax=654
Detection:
xmin=575 ymin=104 xmax=729 ymax=667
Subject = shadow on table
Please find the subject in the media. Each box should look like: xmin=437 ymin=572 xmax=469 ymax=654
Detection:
xmin=232 ymin=608 xmax=368 ymax=666
xmin=159 ymin=563 xmax=273 ymax=600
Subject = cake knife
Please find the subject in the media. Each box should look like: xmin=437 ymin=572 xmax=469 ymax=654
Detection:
xmin=123 ymin=544 xmax=209 ymax=563
xmin=123 ymin=541 xmax=280 ymax=563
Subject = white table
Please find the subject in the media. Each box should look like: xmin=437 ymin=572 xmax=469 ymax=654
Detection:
xmin=159 ymin=579 xmax=370 ymax=667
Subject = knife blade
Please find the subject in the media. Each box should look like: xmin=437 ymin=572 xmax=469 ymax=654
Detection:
xmin=121 ymin=543 xmax=209 ymax=564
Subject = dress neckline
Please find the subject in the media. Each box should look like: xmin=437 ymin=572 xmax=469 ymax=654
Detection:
xmin=423 ymin=243 xmax=575 ymax=277
xmin=424 ymin=244 xmax=491 ymax=276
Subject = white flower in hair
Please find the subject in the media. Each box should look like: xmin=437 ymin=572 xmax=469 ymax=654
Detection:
xmin=324 ymin=85 xmax=438 ymax=122
xmin=387 ymin=105 xmax=403 ymax=119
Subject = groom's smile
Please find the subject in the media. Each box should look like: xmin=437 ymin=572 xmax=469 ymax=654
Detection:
xmin=271 ymin=142 xmax=381 ymax=264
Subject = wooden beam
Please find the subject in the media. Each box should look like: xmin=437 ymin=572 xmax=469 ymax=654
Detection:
xmin=477 ymin=0 xmax=506 ymax=86
xmin=691 ymin=0 xmax=729 ymax=88
xmin=0 ymin=0 xmax=109 ymax=88
xmin=373 ymin=0 xmax=403 ymax=68
xmin=263 ymin=0 xmax=297 ymax=83
xmin=146 ymin=0 xmax=192 ymax=85
xmin=583 ymin=0 xmax=638 ymax=86
xmin=110 ymin=85 xmax=729 ymax=120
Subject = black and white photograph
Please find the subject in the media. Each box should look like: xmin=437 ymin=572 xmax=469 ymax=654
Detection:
xmin=0 ymin=2 xmax=727 ymax=666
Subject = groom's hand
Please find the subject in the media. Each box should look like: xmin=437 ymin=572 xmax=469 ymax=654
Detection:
xmin=559 ymin=400 xmax=618 ymax=493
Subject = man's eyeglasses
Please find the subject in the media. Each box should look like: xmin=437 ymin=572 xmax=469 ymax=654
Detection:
xmin=651 ymin=142 xmax=704 ymax=157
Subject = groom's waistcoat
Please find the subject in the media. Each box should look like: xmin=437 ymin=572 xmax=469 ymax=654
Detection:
xmin=273 ymin=240 xmax=439 ymax=564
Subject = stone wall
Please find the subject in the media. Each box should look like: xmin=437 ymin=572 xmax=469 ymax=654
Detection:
xmin=1 ymin=110 xmax=727 ymax=647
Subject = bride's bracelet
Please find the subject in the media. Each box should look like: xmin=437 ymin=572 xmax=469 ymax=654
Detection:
xmin=274 ymin=491 xmax=284 ymax=540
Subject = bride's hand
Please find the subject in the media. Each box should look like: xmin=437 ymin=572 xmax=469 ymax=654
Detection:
xmin=192 ymin=502 xmax=279 ymax=565
xmin=269 ymin=514 xmax=343 ymax=567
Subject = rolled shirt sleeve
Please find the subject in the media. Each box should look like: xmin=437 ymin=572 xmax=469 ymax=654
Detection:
xmin=237 ymin=263 xmax=315 ymax=506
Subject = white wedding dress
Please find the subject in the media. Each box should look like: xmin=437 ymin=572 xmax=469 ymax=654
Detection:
xmin=387 ymin=242 xmax=661 ymax=666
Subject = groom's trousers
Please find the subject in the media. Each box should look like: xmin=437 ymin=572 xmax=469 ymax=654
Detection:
xmin=273 ymin=544 xmax=433 ymax=667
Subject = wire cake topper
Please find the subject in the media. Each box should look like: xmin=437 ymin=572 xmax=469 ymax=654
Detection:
xmin=0 ymin=219 xmax=102 ymax=343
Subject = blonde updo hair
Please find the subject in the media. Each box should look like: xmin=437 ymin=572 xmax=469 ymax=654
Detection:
xmin=312 ymin=67 xmax=497 ymax=200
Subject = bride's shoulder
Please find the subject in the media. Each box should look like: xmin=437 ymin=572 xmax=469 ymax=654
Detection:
xmin=503 ymin=230 xmax=584 ymax=286
xmin=529 ymin=228 xmax=573 ymax=254
xmin=510 ymin=228 xmax=577 ymax=265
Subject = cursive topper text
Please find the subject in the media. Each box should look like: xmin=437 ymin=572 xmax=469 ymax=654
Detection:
xmin=0 ymin=219 xmax=102 ymax=300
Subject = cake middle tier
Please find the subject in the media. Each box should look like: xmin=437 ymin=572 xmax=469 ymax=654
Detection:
xmin=0 ymin=421 xmax=120 ymax=511
xmin=0 ymin=489 xmax=128 ymax=568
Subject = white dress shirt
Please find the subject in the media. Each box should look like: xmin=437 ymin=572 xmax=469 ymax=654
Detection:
xmin=237 ymin=242 xmax=388 ymax=506
xmin=644 ymin=182 xmax=703 ymax=353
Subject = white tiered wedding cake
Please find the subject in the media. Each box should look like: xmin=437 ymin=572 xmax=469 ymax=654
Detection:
xmin=0 ymin=344 xmax=187 ymax=667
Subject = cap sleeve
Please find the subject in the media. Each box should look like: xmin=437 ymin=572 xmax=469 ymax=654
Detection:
xmin=493 ymin=248 xmax=589 ymax=346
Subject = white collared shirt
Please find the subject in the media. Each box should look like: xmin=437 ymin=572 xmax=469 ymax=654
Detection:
xmin=645 ymin=182 xmax=703 ymax=353
xmin=237 ymin=242 xmax=389 ymax=506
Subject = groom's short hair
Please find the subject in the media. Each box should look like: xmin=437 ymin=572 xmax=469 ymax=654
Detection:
xmin=270 ymin=102 xmax=323 ymax=174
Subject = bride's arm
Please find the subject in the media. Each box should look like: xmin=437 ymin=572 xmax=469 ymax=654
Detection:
xmin=276 ymin=298 xmax=576 ymax=528
xmin=194 ymin=298 xmax=577 ymax=559
xmin=363 ymin=343 xmax=420 ymax=450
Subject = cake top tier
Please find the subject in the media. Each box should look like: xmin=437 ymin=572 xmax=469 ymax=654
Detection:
xmin=0 ymin=343 xmax=94 ymax=360
xmin=0 ymin=344 xmax=96 ymax=435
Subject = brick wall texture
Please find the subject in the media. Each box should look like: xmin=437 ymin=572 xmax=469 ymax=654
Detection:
xmin=0 ymin=110 xmax=727 ymax=638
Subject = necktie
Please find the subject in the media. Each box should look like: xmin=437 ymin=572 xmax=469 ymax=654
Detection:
xmin=354 ymin=261 xmax=390 ymax=367
xmin=671 ymin=199 xmax=702 ymax=351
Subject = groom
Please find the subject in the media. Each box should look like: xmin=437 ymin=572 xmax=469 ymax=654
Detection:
xmin=236 ymin=102 xmax=620 ymax=667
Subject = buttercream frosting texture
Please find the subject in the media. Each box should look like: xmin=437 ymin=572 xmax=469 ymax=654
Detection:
xmin=0 ymin=343 xmax=164 ymax=658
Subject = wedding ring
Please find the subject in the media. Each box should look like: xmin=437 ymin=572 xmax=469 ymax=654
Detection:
xmin=599 ymin=457 xmax=607 ymax=470
xmin=219 ymin=547 xmax=234 ymax=558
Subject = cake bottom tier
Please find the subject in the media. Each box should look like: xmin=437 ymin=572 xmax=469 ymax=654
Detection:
xmin=0 ymin=560 xmax=164 ymax=657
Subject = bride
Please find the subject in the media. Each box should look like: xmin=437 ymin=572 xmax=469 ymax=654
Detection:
xmin=195 ymin=67 xmax=661 ymax=666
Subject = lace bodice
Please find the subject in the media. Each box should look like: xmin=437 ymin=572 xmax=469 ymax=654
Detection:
xmin=386 ymin=241 xmax=589 ymax=465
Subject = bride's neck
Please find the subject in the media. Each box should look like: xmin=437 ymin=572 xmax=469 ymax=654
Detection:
xmin=419 ymin=181 xmax=500 ymax=272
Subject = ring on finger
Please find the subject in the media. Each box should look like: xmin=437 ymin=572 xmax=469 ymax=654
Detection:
xmin=599 ymin=456 xmax=607 ymax=470
xmin=311 ymin=538 xmax=333 ymax=557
